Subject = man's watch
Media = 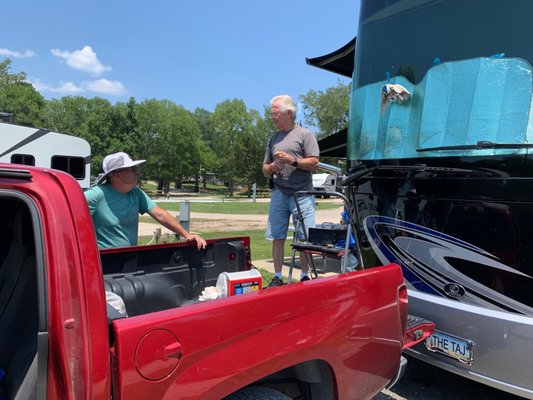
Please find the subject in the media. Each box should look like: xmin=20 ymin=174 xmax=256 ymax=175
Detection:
xmin=292 ymin=158 xmax=298 ymax=167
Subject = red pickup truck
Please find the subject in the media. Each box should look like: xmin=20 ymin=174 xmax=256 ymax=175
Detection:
xmin=0 ymin=164 xmax=433 ymax=400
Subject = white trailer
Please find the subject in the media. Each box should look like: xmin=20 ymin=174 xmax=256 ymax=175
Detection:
xmin=0 ymin=122 xmax=91 ymax=188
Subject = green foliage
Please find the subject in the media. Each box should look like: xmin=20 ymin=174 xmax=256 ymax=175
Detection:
xmin=199 ymin=229 xmax=290 ymax=261
xmin=300 ymin=80 xmax=351 ymax=138
xmin=43 ymin=96 xmax=124 ymax=175
xmin=210 ymin=99 xmax=270 ymax=195
xmin=158 ymin=105 xmax=202 ymax=180
xmin=137 ymin=228 xmax=287 ymax=265
xmin=0 ymin=59 xmax=26 ymax=84
xmin=247 ymin=108 xmax=275 ymax=188
xmin=0 ymin=59 xmax=46 ymax=127
xmin=132 ymin=99 xmax=204 ymax=188
xmin=3 ymin=61 xmax=349 ymax=188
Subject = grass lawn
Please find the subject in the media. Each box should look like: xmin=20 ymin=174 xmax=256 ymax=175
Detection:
xmin=137 ymin=197 xmax=341 ymax=287
xmin=155 ymin=200 xmax=342 ymax=215
xmin=139 ymin=181 xmax=158 ymax=191
xmin=138 ymin=229 xmax=281 ymax=287
xmin=138 ymin=229 xmax=289 ymax=261
xmin=200 ymin=229 xmax=292 ymax=260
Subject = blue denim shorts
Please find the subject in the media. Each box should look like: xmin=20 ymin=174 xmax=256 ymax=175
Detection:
xmin=266 ymin=189 xmax=315 ymax=240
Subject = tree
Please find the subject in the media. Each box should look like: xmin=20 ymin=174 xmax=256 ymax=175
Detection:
xmin=0 ymin=59 xmax=26 ymax=84
xmin=44 ymin=96 xmax=118 ymax=176
xmin=300 ymin=80 xmax=351 ymax=138
xmin=247 ymin=107 xmax=275 ymax=189
xmin=211 ymin=99 xmax=266 ymax=196
xmin=136 ymin=99 xmax=202 ymax=191
xmin=109 ymin=97 xmax=138 ymax=157
xmin=134 ymin=98 xmax=163 ymax=171
xmin=194 ymin=108 xmax=218 ymax=190
xmin=0 ymin=59 xmax=46 ymax=127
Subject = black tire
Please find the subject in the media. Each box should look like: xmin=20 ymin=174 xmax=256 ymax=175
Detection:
xmin=224 ymin=386 xmax=292 ymax=400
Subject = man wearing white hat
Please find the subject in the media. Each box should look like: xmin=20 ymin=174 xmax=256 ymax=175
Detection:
xmin=84 ymin=152 xmax=206 ymax=250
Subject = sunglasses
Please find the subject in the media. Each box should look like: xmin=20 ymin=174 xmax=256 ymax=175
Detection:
xmin=117 ymin=166 xmax=139 ymax=173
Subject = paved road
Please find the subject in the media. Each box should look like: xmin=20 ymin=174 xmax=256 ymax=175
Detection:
xmin=374 ymin=356 xmax=524 ymax=400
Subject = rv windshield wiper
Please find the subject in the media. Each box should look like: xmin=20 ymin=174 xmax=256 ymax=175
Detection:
xmin=417 ymin=141 xmax=533 ymax=152
xmin=342 ymin=164 xmax=433 ymax=186
xmin=341 ymin=164 xmax=495 ymax=186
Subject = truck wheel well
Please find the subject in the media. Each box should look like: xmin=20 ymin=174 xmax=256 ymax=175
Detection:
xmin=233 ymin=359 xmax=335 ymax=400
xmin=224 ymin=386 xmax=291 ymax=400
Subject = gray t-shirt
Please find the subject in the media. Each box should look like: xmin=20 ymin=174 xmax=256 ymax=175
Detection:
xmin=264 ymin=125 xmax=320 ymax=194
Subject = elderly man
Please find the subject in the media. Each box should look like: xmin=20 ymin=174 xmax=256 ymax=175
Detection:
xmin=262 ymin=95 xmax=319 ymax=286
xmin=85 ymin=152 xmax=206 ymax=250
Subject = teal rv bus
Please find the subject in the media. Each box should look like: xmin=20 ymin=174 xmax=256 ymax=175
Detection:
xmin=309 ymin=0 xmax=533 ymax=398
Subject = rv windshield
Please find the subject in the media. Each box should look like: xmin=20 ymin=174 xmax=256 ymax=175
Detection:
xmin=355 ymin=0 xmax=533 ymax=88
xmin=348 ymin=0 xmax=533 ymax=161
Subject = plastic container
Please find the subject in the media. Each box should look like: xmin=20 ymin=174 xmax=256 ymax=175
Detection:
xmin=216 ymin=269 xmax=263 ymax=297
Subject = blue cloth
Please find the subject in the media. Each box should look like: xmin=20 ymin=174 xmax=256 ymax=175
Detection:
xmin=266 ymin=189 xmax=315 ymax=240
xmin=340 ymin=210 xmax=356 ymax=248
xmin=84 ymin=184 xmax=156 ymax=248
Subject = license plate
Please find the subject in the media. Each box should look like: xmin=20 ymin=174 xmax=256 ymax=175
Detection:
xmin=425 ymin=331 xmax=474 ymax=365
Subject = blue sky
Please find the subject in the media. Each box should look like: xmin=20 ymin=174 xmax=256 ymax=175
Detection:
xmin=1 ymin=1 xmax=359 ymax=113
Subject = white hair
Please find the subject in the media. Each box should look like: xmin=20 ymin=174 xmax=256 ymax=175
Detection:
xmin=270 ymin=95 xmax=296 ymax=120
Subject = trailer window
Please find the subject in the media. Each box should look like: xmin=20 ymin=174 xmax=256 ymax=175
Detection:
xmin=51 ymin=156 xmax=85 ymax=179
xmin=11 ymin=154 xmax=35 ymax=166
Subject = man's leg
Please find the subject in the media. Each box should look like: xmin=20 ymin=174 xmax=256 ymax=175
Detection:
xmin=272 ymin=239 xmax=286 ymax=275
xmin=299 ymin=251 xmax=309 ymax=274
xmin=266 ymin=189 xmax=290 ymax=285
xmin=291 ymin=195 xmax=316 ymax=279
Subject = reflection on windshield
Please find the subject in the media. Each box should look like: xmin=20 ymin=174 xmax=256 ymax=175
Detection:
xmin=356 ymin=0 xmax=533 ymax=88
xmin=348 ymin=57 xmax=533 ymax=161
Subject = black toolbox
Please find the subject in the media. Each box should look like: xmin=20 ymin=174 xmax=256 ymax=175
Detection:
xmin=308 ymin=226 xmax=347 ymax=246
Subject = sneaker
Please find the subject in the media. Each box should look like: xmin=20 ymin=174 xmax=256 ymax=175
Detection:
xmin=300 ymin=276 xmax=311 ymax=282
xmin=267 ymin=277 xmax=284 ymax=288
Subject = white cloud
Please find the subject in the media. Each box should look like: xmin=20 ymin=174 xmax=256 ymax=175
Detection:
xmin=32 ymin=77 xmax=126 ymax=96
xmin=31 ymin=78 xmax=85 ymax=95
xmin=55 ymin=82 xmax=85 ymax=94
xmin=0 ymin=48 xmax=36 ymax=58
xmin=51 ymin=45 xmax=111 ymax=76
xmin=83 ymin=79 xmax=127 ymax=95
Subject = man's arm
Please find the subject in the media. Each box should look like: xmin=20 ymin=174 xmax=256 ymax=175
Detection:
xmin=148 ymin=206 xmax=207 ymax=249
xmin=84 ymin=187 xmax=101 ymax=216
xmin=274 ymin=150 xmax=319 ymax=172
xmin=262 ymin=159 xmax=285 ymax=177
xmin=262 ymin=163 xmax=274 ymax=178
xmin=295 ymin=156 xmax=319 ymax=171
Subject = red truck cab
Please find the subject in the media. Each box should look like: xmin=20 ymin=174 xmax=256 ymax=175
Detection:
xmin=0 ymin=164 xmax=433 ymax=400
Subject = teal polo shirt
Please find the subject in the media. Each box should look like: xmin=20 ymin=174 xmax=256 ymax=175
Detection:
xmin=85 ymin=184 xmax=156 ymax=249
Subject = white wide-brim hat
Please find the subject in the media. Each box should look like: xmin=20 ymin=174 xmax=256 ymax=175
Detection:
xmin=96 ymin=152 xmax=146 ymax=184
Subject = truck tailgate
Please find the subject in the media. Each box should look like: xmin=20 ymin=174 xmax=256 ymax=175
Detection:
xmin=109 ymin=263 xmax=409 ymax=400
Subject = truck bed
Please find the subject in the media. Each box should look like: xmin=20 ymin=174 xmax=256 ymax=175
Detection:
xmin=100 ymin=238 xmax=251 ymax=317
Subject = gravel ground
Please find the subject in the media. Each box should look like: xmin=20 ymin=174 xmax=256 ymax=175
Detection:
xmin=138 ymin=202 xmax=344 ymax=236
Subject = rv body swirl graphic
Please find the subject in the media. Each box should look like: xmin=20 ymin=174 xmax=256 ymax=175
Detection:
xmin=363 ymin=215 xmax=533 ymax=315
